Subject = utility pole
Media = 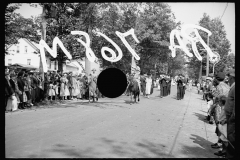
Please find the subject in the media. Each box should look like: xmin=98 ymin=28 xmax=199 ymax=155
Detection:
xmin=206 ymin=36 xmax=210 ymax=77
xmin=40 ymin=4 xmax=47 ymax=91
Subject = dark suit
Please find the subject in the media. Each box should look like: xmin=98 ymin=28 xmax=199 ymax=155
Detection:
xmin=162 ymin=78 xmax=167 ymax=96
xmin=159 ymin=78 xmax=163 ymax=97
xmin=17 ymin=77 xmax=25 ymax=102
xmin=177 ymin=79 xmax=184 ymax=100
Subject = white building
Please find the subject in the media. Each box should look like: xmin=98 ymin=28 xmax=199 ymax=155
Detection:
xmin=5 ymin=38 xmax=81 ymax=73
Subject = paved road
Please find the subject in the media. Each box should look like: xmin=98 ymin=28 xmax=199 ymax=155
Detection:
xmin=6 ymin=86 xmax=219 ymax=158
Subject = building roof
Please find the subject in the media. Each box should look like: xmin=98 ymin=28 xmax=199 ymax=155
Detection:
xmin=22 ymin=38 xmax=39 ymax=52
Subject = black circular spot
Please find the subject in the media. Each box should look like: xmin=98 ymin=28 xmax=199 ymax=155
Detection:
xmin=97 ymin=68 xmax=127 ymax=98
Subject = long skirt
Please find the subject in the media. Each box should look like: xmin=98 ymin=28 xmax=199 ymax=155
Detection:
xmin=177 ymin=86 xmax=184 ymax=99
xmin=60 ymin=83 xmax=65 ymax=96
xmin=64 ymin=86 xmax=70 ymax=96
xmin=168 ymin=85 xmax=171 ymax=95
xmin=163 ymin=86 xmax=167 ymax=96
xmin=160 ymin=85 xmax=163 ymax=97
xmin=6 ymin=96 xmax=18 ymax=111
xmin=48 ymin=89 xmax=55 ymax=96
xmin=145 ymin=84 xmax=151 ymax=95
xmin=72 ymin=87 xmax=80 ymax=97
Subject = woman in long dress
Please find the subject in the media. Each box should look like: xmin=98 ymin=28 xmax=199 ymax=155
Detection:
xmin=72 ymin=74 xmax=80 ymax=98
xmin=145 ymin=74 xmax=152 ymax=98
xmin=60 ymin=76 xmax=65 ymax=100
xmin=6 ymin=72 xmax=18 ymax=112
xmin=64 ymin=75 xmax=70 ymax=99
xmin=77 ymin=78 xmax=82 ymax=99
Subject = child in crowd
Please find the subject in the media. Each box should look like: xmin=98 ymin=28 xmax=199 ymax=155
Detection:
xmin=206 ymin=93 xmax=214 ymax=123
xmin=48 ymin=81 xmax=55 ymax=101
xmin=213 ymin=95 xmax=228 ymax=157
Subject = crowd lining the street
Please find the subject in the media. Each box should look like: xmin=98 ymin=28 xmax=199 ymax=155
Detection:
xmin=196 ymin=70 xmax=235 ymax=158
xmin=5 ymin=66 xmax=234 ymax=158
xmin=5 ymin=67 xmax=102 ymax=111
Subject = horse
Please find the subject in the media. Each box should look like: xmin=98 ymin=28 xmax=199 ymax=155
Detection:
xmin=126 ymin=78 xmax=140 ymax=104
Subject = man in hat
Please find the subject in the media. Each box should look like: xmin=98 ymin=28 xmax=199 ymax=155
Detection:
xmin=140 ymin=74 xmax=146 ymax=96
xmin=159 ymin=74 xmax=164 ymax=98
xmin=17 ymin=72 xmax=26 ymax=109
xmin=224 ymin=69 xmax=235 ymax=158
xmin=176 ymin=74 xmax=184 ymax=100
xmin=167 ymin=75 xmax=172 ymax=95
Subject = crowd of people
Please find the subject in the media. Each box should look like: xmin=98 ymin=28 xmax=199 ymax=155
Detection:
xmin=5 ymin=67 xmax=102 ymax=112
xmin=125 ymin=73 xmax=175 ymax=99
xmin=5 ymin=66 xmax=235 ymax=158
xmin=196 ymin=70 xmax=235 ymax=158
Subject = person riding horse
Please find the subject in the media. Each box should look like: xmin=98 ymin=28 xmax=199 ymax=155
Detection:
xmin=127 ymin=74 xmax=140 ymax=104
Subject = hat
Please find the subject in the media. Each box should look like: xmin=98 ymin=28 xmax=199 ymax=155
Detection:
xmin=215 ymin=72 xmax=225 ymax=81
xmin=227 ymin=69 xmax=235 ymax=77
xmin=206 ymin=77 xmax=213 ymax=81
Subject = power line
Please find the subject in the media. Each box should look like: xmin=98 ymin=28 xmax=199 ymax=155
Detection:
xmin=220 ymin=3 xmax=228 ymax=20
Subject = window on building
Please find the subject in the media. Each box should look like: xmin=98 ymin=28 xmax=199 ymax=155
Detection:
xmin=27 ymin=59 xmax=31 ymax=65
xmin=25 ymin=46 xmax=28 ymax=53
xmin=8 ymin=59 xmax=12 ymax=66
xmin=17 ymin=46 xmax=20 ymax=53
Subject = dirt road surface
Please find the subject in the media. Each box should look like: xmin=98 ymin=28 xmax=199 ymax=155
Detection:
xmin=5 ymin=86 xmax=219 ymax=158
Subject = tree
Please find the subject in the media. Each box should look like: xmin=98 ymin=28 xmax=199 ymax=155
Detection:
xmin=134 ymin=3 xmax=179 ymax=74
xmin=35 ymin=3 xmax=100 ymax=71
xmin=187 ymin=13 xmax=231 ymax=79
xmin=5 ymin=3 xmax=41 ymax=53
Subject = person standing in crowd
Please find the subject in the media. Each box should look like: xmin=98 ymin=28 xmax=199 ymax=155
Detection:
xmin=44 ymin=72 xmax=50 ymax=100
xmin=67 ymin=72 xmax=73 ymax=100
xmin=224 ymin=69 xmax=235 ymax=158
xmin=167 ymin=75 xmax=172 ymax=95
xmin=77 ymin=76 xmax=82 ymax=99
xmin=24 ymin=73 xmax=33 ymax=106
xmin=209 ymin=72 xmax=230 ymax=156
xmin=141 ymin=74 xmax=146 ymax=96
xmin=216 ymin=95 xmax=228 ymax=157
xmin=197 ymin=82 xmax=201 ymax=94
xmin=88 ymin=74 xmax=98 ymax=102
xmin=34 ymin=72 xmax=41 ymax=103
xmin=159 ymin=75 xmax=163 ymax=98
xmin=177 ymin=74 xmax=184 ymax=100
xmin=48 ymin=81 xmax=55 ymax=101
xmin=162 ymin=75 xmax=168 ymax=97
xmin=17 ymin=72 xmax=26 ymax=109
xmin=60 ymin=74 xmax=65 ymax=100
xmin=10 ymin=73 xmax=21 ymax=110
xmin=188 ymin=79 xmax=193 ymax=91
xmin=72 ymin=73 xmax=80 ymax=100
xmin=5 ymin=71 xmax=17 ymax=111
xmin=204 ymin=77 xmax=213 ymax=101
xmin=145 ymin=73 xmax=152 ymax=99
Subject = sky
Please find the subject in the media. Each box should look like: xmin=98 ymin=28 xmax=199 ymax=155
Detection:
xmin=14 ymin=3 xmax=235 ymax=54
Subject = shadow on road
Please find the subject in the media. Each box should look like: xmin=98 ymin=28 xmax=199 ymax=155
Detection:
xmin=27 ymin=144 xmax=99 ymax=158
xmin=99 ymin=137 xmax=174 ymax=158
xmin=179 ymin=134 xmax=217 ymax=158
xmin=193 ymin=112 xmax=208 ymax=123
